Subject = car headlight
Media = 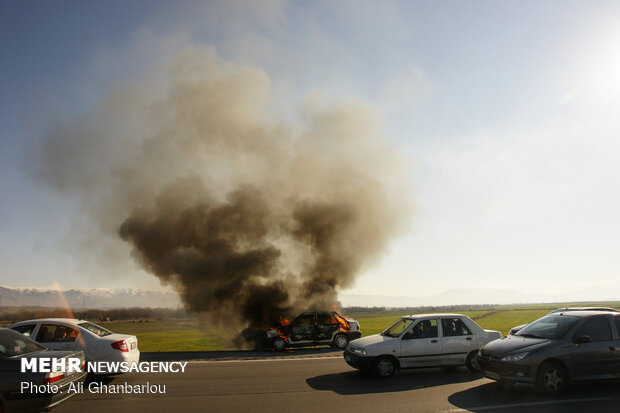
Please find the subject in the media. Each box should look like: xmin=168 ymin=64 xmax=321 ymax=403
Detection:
xmin=501 ymin=352 xmax=529 ymax=362
xmin=266 ymin=330 xmax=278 ymax=338
xmin=349 ymin=346 xmax=367 ymax=356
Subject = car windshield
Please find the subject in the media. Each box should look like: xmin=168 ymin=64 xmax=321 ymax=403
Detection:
xmin=78 ymin=322 xmax=113 ymax=337
xmin=381 ymin=318 xmax=414 ymax=338
xmin=516 ymin=315 xmax=580 ymax=339
xmin=0 ymin=329 xmax=46 ymax=357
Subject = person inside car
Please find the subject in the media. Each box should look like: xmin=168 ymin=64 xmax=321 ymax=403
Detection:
xmin=413 ymin=320 xmax=434 ymax=338
xmin=54 ymin=328 xmax=68 ymax=342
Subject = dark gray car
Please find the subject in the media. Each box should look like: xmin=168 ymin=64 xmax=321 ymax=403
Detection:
xmin=508 ymin=307 xmax=618 ymax=335
xmin=0 ymin=328 xmax=87 ymax=413
xmin=478 ymin=310 xmax=620 ymax=394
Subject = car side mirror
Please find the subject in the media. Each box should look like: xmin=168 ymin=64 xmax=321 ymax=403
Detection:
xmin=573 ymin=335 xmax=591 ymax=344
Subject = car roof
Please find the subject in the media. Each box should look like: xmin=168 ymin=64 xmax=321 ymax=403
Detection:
xmin=402 ymin=313 xmax=468 ymax=319
xmin=549 ymin=307 xmax=618 ymax=313
xmin=11 ymin=318 xmax=83 ymax=325
xmin=547 ymin=310 xmax=619 ymax=318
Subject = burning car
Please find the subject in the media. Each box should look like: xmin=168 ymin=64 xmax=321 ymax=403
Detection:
xmin=266 ymin=311 xmax=361 ymax=351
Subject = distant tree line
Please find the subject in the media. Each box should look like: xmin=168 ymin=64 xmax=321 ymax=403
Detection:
xmin=0 ymin=307 xmax=190 ymax=323
xmin=0 ymin=304 xmax=503 ymax=324
xmin=343 ymin=304 xmax=498 ymax=314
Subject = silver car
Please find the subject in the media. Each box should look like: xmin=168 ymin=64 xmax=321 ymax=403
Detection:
xmin=344 ymin=313 xmax=501 ymax=377
xmin=9 ymin=318 xmax=140 ymax=367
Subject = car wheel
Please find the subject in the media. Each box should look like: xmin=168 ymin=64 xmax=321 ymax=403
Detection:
xmin=536 ymin=361 xmax=568 ymax=394
xmin=332 ymin=334 xmax=348 ymax=349
xmin=273 ymin=337 xmax=287 ymax=352
xmin=374 ymin=356 xmax=397 ymax=378
xmin=465 ymin=351 xmax=481 ymax=372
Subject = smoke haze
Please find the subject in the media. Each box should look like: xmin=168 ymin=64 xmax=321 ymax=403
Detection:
xmin=37 ymin=46 xmax=413 ymax=342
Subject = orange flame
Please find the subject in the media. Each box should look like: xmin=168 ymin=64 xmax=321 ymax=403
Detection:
xmin=333 ymin=313 xmax=350 ymax=333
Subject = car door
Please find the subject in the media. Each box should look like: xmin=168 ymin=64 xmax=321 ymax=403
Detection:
xmin=288 ymin=313 xmax=316 ymax=343
xmin=399 ymin=318 xmax=443 ymax=368
xmin=609 ymin=316 xmax=620 ymax=377
xmin=35 ymin=323 xmax=79 ymax=351
xmin=315 ymin=312 xmax=338 ymax=342
xmin=569 ymin=316 xmax=617 ymax=379
xmin=440 ymin=317 xmax=476 ymax=365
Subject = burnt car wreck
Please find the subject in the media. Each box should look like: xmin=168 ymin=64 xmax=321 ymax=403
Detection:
xmin=266 ymin=311 xmax=361 ymax=351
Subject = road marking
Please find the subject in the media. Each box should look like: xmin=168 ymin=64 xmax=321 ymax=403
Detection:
xmin=446 ymin=396 xmax=614 ymax=412
xmin=188 ymin=356 xmax=343 ymax=364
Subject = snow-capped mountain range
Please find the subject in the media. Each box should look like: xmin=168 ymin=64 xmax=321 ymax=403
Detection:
xmin=0 ymin=286 xmax=182 ymax=309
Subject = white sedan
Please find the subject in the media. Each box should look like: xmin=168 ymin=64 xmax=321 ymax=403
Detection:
xmin=344 ymin=313 xmax=501 ymax=377
xmin=8 ymin=318 xmax=140 ymax=367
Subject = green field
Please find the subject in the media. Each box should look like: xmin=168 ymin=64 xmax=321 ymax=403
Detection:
xmin=98 ymin=319 xmax=228 ymax=352
xmin=98 ymin=301 xmax=620 ymax=352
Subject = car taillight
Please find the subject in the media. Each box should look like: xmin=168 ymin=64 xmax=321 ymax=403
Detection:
xmin=44 ymin=371 xmax=64 ymax=384
xmin=111 ymin=340 xmax=129 ymax=352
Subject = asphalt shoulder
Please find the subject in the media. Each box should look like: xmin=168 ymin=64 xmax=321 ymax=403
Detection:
xmin=141 ymin=348 xmax=343 ymax=361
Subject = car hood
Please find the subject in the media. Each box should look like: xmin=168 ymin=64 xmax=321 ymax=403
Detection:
xmin=350 ymin=334 xmax=394 ymax=346
xmin=349 ymin=334 xmax=398 ymax=355
xmin=481 ymin=335 xmax=552 ymax=357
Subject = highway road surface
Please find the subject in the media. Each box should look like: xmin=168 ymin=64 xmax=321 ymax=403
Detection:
xmin=53 ymin=352 xmax=620 ymax=413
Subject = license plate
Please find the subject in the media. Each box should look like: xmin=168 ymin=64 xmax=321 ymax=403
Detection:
xmin=344 ymin=355 xmax=351 ymax=361
xmin=485 ymin=370 xmax=500 ymax=380
xmin=131 ymin=342 xmax=137 ymax=350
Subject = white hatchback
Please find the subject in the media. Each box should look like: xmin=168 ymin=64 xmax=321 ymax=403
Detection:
xmin=9 ymin=318 xmax=140 ymax=368
xmin=344 ymin=313 xmax=501 ymax=377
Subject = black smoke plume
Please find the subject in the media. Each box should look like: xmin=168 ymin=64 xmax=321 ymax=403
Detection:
xmin=36 ymin=47 xmax=412 ymax=346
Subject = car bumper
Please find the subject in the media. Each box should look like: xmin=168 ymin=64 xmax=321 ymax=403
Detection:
xmin=2 ymin=371 xmax=87 ymax=413
xmin=89 ymin=349 xmax=140 ymax=374
xmin=478 ymin=356 xmax=534 ymax=383
xmin=344 ymin=350 xmax=375 ymax=371
xmin=101 ymin=349 xmax=140 ymax=364
xmin=346 ymin=331 xmax=362 ymax=340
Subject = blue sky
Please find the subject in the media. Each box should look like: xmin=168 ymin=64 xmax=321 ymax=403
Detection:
xmin=2 ymin=1 xmax=620 ymax=303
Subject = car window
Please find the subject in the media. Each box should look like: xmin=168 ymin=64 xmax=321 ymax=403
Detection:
xmin=574 ymin=317 xmax=612 ymax=342
xmin=0 ymin=329 xmax=46 ymax=357
xmin=382 ymin=318 xmax=414 ymax=338
xmin=441 ymin=318 xmax=472 ymax=337
xmin=410 ymin=319 xmax=438 ymax=339
xmin=613 ymin=317 xmax=620 ymax=337
xmin=78 ymin=322 xmax=112 ymax=337
xmin=516 ymin=315 xmax=580 ymax=339
xmin=315 ymin=313 xmax=333 ymax=325
xmin=36 ymin=324 xmax=79 ymax=343
xmin=11 ymin=324 xmax=37 ymax=337
xmin=293 ymin=314 xmax=314 ymax=327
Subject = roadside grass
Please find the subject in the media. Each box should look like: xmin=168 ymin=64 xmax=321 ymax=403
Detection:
xmin=94 ymin=301 xmax=620 ymax=351
xmin=468 ymin=310 xmax=549 ymax=336
xmin=98 ymin=320 xmax=229 ymax=352
xmin=130 ymin=330 xmax=227 ymax=352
